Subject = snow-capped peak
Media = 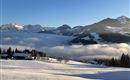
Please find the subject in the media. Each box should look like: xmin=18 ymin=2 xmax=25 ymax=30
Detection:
xmin=13 ymin=23 xmax=23 ymax=30
xmin=0 ymin=23 xmax=45 ymax=32
xmin=0 ymin=23 xmax=23 ymax=31
xmin=116 ymin=16 xmax=129 ymax=24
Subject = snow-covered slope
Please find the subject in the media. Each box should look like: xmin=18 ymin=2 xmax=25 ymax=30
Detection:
xmin=23 ymin=24 xmax=45 ymax=32
xmin=1 ymin=60 xmax=130 ymax=80
xmin=90 ymin=32 xmax=103 ymax=43
xmin=117 ymin=16 xmax=130 ymax=24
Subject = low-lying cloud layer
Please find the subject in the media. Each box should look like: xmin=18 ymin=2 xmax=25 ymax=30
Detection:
xmin=2 ymin=43 xmax=129 ymax=59
xmin=40 ymin=43 xmax=130 ymax=59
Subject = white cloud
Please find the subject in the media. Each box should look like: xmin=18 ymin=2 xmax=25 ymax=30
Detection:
xmin=39 ymin=43 xmax=130 ymax=59
xmin=1 ymin=43 xmax=130 ymax=59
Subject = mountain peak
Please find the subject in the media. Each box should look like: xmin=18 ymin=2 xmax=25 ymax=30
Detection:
xmin=0 ymin=23 xmax=23 ymax=31
xmin=57 ymin=24 xmax=71 ymax=30
xmin=13 ymin=23 xmax=23 ymax=30
xmin=117 ymin=16 xmax=129 ymax=19
xmin=116 ymin=16 xmax=129 ymax=24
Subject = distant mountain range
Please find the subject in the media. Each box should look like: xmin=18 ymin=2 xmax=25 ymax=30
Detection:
xmin=1 ymin=16 xmax=130 ymax=44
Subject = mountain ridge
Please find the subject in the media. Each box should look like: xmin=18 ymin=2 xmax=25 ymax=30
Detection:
xmin=1 ymin=16 xmax=130 ymax=34
xmin=1 ymin=16 xmax=130 ymax=44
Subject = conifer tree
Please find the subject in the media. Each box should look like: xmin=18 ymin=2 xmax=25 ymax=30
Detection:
xmin=7 ymin=47 xmax=12 ymax=58
xmin=120 ymin=53 xmax=130 ymax=67
xmin=0 ymin=48 xmax=1 ymax=54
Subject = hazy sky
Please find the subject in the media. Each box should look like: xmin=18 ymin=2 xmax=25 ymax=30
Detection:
xmin=1 ymin=0 xmax=129 ymax=27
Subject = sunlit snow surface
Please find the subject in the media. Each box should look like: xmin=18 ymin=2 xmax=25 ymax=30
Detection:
xmin=0 ymin=60 xmax=130 ymax=80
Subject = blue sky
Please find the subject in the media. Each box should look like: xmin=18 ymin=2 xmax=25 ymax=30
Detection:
xmin=1 ymin=0 xmax=129 ymax=27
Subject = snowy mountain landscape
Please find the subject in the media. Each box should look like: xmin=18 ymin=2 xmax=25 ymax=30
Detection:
xmin=1 ymin=16 xmax=130 ymax=35
xmin=1 ymin=16 xmax=130 ymax=44
xmin=0 ymin=16 xmax=130 ymax=80
xmin=1 ymin=16 xmax=130 ymax=58
xmin=1 ymin=0 xmax=130 ymax=79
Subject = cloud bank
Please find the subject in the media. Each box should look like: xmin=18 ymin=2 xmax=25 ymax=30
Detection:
xmin=40 ymin=43 xmax=130 ymax=59
xmin=1 ymin=43 xmax=130 ymax=59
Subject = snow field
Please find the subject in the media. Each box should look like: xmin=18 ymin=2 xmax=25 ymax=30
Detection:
xmin=0 ymin=60 xmax=130 ymax=80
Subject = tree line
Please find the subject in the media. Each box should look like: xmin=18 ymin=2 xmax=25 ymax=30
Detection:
xmin=0 ymin=47 xmax=69 ymax=63
xmin=94 ymin=53 xmax=130 ymax=68
xmin=0 ymin=47 xmax=129 ymax=67
xmin=0 ymin=47 xmax=46 ymax=59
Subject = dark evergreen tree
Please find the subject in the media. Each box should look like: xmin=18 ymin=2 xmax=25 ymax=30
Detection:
xmin=120 ymin=53 xmax=126 ymax=67
xmin=39 ymin=52 xmax=46 ymax=57
xmin=31 ymin=50 xmax=37 ymax=59
xmin=125 ymin=54 xmax=130 ymax=67
xmin=7 ymin=47 xmax=11 ymax=52
xmin=119 ymin=53 xmax=130 ymax=67
xmin=0 ymin=48 xmax=1 ymax=58
xmin=2 ymin=49 xmax=6 ymax=54
xmin=0 ymin=48 xmax=1 ymax=54
xmin=109 ymin=58 xmax=119 ymax=66
xmin=14 ymin=48 xmax=22 ymax=53
xmin=6 ymin=47 xmax=13 ymax=58
xmin=15 ymin=48 xmax=19 ymax=53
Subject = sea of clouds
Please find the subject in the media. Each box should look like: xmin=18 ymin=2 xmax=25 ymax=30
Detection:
xmin=1 ymin=43 xmax=130 ymax=59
